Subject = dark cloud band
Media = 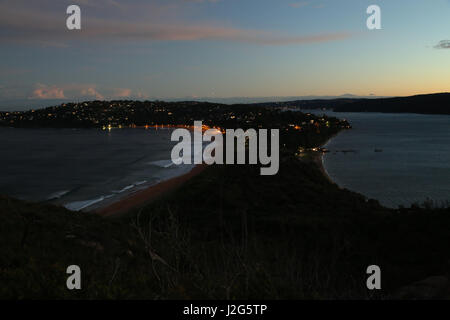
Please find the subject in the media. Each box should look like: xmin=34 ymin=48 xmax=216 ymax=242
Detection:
xmin=434 ymin=40 xmax=450 ymax=49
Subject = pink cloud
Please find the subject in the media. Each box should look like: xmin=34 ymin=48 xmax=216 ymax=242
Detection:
xmin=31 ymin=85 xmax=65 ymax=99
xmin=81 ymin=87 xmax=104 ymax=100
xmin=136 ymin=91 xmax=149 ymax=99
xmin=0 ymin=1 xmax=352 ymax=46
xmin=114 ymin=88 xmax=132 ymax=98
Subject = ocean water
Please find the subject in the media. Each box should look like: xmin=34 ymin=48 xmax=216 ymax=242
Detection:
xmin=0 ymin=127 xmax=195 ymax=211
xmin=309 ymin=110 xmax=450 ymax=208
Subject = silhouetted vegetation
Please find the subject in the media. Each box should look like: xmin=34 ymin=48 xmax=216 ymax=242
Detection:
xmin=3 ymin=157 xmax=450 ymax=299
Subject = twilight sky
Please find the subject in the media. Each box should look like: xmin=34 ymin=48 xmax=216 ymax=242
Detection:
xmin=0 ymin=0 xmax=449 ymax=108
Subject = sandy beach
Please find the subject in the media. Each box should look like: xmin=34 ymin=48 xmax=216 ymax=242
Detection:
xmin=300 ymin=134 xmax=338 ymax=185
xmin=317 ymin=134 xmax=339 ymax=184
xmin=312 ymin=153 xmax=335 ymax=184
xmin=95 ymin=164 xmax=206 ymax=217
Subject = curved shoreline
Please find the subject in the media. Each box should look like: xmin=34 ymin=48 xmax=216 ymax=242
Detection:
xmin=314 ymin=134 xmax=340 ymax=185
xmin=94 ymin=164 xmax=206 ymax=217
xmin=312 ymin=152 xmax=334 ymax=185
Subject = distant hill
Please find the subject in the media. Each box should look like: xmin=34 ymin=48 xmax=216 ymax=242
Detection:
xmin=176 ymin=94 xmax=382 ymax=105
xmin=250 ymin=98 xmax=368 ymax=110
xmin=0 ymin=95 xmax=384 ymax=112
xmin=333 ymin=93 xmax=450 ymax=115
xmin=2 ymin=93 xmax=448 ymax=115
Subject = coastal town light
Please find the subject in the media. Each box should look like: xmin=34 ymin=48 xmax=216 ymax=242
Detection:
xmin=170 ymin=121 xmax=279 ymax=176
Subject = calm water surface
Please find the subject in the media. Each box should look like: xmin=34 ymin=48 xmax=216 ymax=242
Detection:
xmin=311 ymin=111 xmax=450 ymax=208
xmin=0 ymin=127 xmax=193 ymax=210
